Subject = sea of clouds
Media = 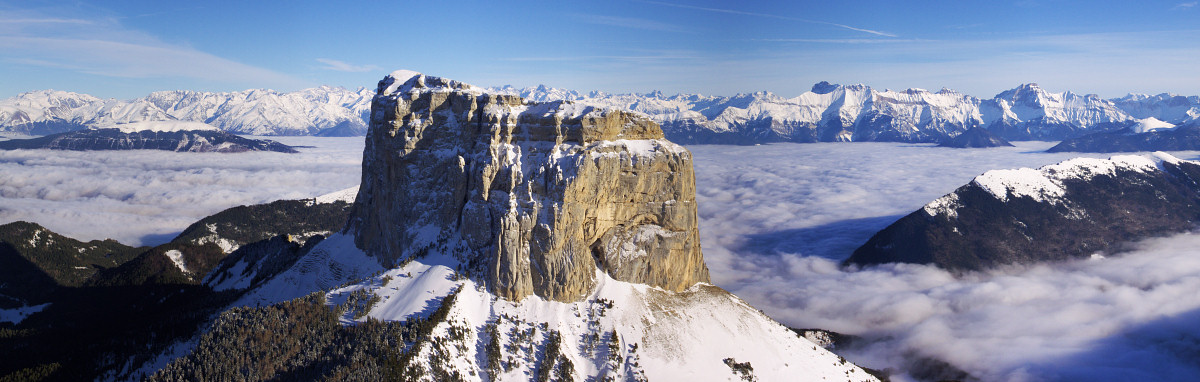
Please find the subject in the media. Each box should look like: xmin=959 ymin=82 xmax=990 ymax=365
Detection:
xmin=0 ymin=136 xmax=363 ymax=246
xmin=691 ymin=142 xmax=1200 ymax=382
xmin=5 ymin=138 xmax=1200 ymax=380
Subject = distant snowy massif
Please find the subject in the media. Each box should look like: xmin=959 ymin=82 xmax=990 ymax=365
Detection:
xmin=2 ymin=82 xmax=1199 ymax=142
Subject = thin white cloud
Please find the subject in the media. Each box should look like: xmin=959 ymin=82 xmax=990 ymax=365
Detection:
xmin=753 ymin=38 xmax=923 ymax=44
xmin=316 ymin=58 xmax=381 ymax=73
xmin=0 ymin=8 xmax=305 ymax=89
xmin=644 ymin=1 xmax=898 ymax=38
xmin=499 ymin=54 xmax=700 ymax=62
xmin=573 ymin=14 xmax=688 ymax=33
xmin=1175 ymin=1 xmax=1198 ymax=9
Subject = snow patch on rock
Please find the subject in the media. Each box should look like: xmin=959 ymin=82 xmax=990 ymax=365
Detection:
xmin=164 ymin=249 xmax=190 ymax=274
xmin=314 ymin=186 xmax=359 ymax=204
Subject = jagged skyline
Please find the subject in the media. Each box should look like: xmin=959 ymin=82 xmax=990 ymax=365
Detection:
xmin=2 ymin=1 xmax=1199 ymax=100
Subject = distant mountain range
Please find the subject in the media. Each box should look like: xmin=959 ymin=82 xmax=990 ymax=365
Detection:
xmin=3 ymin=82 xmax=1198 ymax=143
xmin=0 ymin=86 xmax=373 ymax=136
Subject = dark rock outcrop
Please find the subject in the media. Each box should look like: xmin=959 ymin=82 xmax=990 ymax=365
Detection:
xmin=1047 ymin=123 xmax=1200 ymax=153
xmin=845 ymin=153 xmax=1200 ymax=272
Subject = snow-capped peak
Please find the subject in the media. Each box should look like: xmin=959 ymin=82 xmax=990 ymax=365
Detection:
xmin=1129 ymin=117 xmax=1175 ymax=133
xmin=970 ymin=154 xmax=1166 ymax=204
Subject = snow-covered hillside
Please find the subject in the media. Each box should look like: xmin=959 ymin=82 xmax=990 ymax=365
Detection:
xmin=202 ymin=233 xmax=880 ymax=382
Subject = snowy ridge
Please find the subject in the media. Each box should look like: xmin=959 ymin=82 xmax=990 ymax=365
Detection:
xmin=6 ymin=81 xmax=1200 ymax=141
xmin=493 ymin=81 xmax=1162 ymax=143
xmin=106 ymin=120 xmax=218 ymax=133
xmin=314 ymin=186 xmax=359 ymax=204
xmin=1129 ymin=117 xmax=1175 ymax=133
xmin=923 ymin=153 xmax=1179 ymax=213
xmin=1113 ymin=93 xmax=1200 ymax=124
xmin=0 ymin=86 xmax=373 ymax=136
xmin=218 ymin=232 xmax=877 ymax=381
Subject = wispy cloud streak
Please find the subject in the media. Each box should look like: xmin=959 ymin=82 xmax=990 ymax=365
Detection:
xmin=644 ymin=1 xmax=898 ymax=37
xmin=0 ymin=9 xmax=304 ymax=88
xmin=574 ymin=14 xmax=688 ymax=33
xmin=316 ymin=58 xmax=380 ymax=73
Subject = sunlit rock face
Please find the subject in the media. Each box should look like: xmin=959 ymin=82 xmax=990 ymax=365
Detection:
xmin=349 ymin=71 xmax=709 ymax=302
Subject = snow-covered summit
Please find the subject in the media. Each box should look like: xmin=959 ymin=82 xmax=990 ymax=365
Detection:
xmin=969 ymin=154 xmax=1168 ymax=204
xmin=1129 ymin=117 xmax=1176 ymax=133
xmin=378 ymin=69 xmax=488 ymax=96
xmin=852 ymin=152 xmax=1200 ymax=272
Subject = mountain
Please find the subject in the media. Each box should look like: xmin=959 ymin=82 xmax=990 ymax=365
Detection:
xmin=6 ymin=82 xmax=1200 ymax=144
xmin=980 ymin=83 xmax=1131 ymax=140
xmin=1111 ymin=93 xmax=1200 ymax=125
xmin=0 ymin=190 xmax=356 ymax=380
xmin=1046 ymin=121 xmax=1200 ymax=153
xmin=0 ymin=221 xmax=143 ymax=310
xmin=0 ymin=125 xmax=298 ymax=153
xmin=140 ymin=70 xmax=878 ymax=381
xmin=0 ymin=86 xmax=373 ymax=136
xmin=495 ymin=81 xmax=1152 ymax=144
xmin=844 ymin=153 xmax=1200 ymax=272
xmin=937 ymin=126 xmax=1014 ymax=148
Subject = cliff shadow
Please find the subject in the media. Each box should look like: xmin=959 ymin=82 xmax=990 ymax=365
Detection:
xmin=735 ymin=215 xmax=903 ymax=261
xmin=0 ymin=243 xmax=59 ymax=308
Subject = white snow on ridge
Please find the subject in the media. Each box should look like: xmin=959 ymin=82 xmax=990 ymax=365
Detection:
xmin=968 ymin=153 xmax=1177 ymax=204
xmin=923 ymin=192 xmax=962 ymax=218
xmin=209 ymin=230 xmax=877 ymax=381
xmin=164 ymin=249 xmax=190 ymax=274
xmin=1129 ymin=117 xmax=1175 ymax=133
xmin=972 ymin=167 xmax=1066 ymax=203
xmin=103 ymin=120 xmax=219 ymax=133
xmin=1 ymin=86 xmax=374 ymax=136
xmin=314 ymin=186 xmax=359 ymax=204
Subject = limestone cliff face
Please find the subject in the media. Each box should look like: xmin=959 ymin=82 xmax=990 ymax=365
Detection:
xmin=348 ymin=71 xmax=709 ymax=302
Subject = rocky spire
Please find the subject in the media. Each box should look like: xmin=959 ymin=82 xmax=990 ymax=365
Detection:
xmin=348 ymin=71 xmax=709 ymax=302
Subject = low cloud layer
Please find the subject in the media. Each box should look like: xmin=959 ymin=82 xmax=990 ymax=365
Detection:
xmin=691 ymin=142 xmax=1200 ymax=381
xmin=8 ymin=138 xmax=1200 ymax=380
xmin=0 ymin=136 xmax=363 ymax=246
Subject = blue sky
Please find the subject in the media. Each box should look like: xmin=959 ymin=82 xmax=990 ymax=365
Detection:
xmin=2 ymin=0 xmax=1198 ymax=99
